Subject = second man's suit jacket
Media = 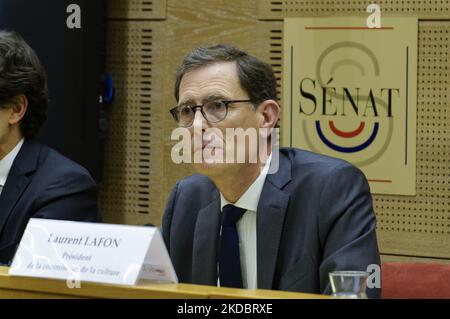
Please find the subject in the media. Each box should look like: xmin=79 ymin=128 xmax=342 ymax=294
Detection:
xmin=162 ymin=147 xmax=381 ymax=298
xmin=0 ymin=139 xmax=101 ymax=264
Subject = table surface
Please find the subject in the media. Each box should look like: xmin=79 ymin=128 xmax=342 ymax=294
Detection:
xmin=0 ymin=266 xmax=330 ymax=299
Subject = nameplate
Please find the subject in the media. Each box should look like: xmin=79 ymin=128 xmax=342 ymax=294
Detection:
xmin=9 ymin=219 xmax=178 ymax=286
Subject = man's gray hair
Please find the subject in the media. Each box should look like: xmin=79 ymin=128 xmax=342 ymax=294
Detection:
xmin=174 ymin=44 xmax=277 ymax=104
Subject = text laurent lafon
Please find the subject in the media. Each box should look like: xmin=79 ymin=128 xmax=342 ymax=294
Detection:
xmin=47 ymin=234 xmax=121 ymax=248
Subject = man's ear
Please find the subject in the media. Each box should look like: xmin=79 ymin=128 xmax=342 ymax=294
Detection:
xmin=8 ymin=95 xmax=28 ymax=125
xmin=256 ymin=99 xmax=280 ymax=138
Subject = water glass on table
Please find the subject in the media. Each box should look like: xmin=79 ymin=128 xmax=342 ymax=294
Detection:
xmin=328 ymin=271 xmax=369 ymax=299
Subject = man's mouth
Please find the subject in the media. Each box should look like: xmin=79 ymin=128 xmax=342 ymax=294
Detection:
xmin=192 ymin=139 xmax=209 ymax=153
xmin=202 ymin=139 xmax=213 ymax=149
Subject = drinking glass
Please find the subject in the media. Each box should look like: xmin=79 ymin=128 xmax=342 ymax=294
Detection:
xmin=328 ymin=271 xmax=368 ymax=299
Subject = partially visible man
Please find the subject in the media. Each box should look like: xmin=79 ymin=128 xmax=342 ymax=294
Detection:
xmin=162 ymin=45 xmax=381 ymax=298
xmin=0 ymin=31 xmax=100 ymax=265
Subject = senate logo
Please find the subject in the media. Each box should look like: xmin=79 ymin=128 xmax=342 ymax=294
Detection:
xmin=283 ymin=17 xmax=417 ymax=195
xmin=297 ymin=42 xmax=398 ymax=167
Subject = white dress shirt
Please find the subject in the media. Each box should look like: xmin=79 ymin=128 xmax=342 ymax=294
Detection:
xmin=219 ymin=154 xmax=272 ymax=289
xmin=0 ymin=139 xmax=24 ymax=196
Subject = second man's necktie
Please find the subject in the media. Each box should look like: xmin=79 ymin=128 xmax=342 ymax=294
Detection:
xmin=219 ymin=204 xmax=247 ymax=288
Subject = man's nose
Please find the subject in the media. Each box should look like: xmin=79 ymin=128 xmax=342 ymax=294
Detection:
xmin=192 ymin=109 xmax=207 ymax=130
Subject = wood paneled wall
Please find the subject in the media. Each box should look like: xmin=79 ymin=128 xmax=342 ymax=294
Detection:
xmin=101 ymin=0 xmax=450 ymax=263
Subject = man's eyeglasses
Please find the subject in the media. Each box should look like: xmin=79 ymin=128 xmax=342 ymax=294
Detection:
xmin=169 ymin=100 xmax=252 ymax=127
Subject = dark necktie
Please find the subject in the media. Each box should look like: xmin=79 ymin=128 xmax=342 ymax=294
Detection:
xmin=219 ymin=204 xmax=247 ymax=288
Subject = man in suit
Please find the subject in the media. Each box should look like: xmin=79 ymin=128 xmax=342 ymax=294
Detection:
xmin=162 ymin=44 xmax=381 ymax=297
xmin=0 ymin=31 xmax=100 ymax=265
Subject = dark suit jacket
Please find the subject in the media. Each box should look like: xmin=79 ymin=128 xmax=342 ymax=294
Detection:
xmin=0 ymin=139 xmax=101 ymax=264
xmin=162 ymin=148 xmax=381 ymax=298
